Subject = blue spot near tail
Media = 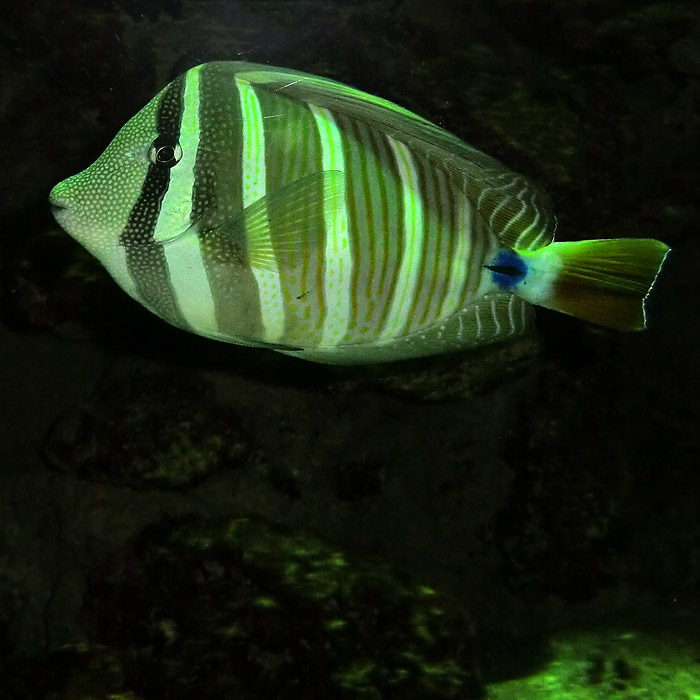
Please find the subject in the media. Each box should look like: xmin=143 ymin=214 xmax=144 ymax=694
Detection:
xmin=486 ymin=250 xmax=528 ymax=292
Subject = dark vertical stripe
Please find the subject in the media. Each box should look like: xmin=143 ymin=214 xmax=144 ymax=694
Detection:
xmin=253 ymin=88 xmax=326 ymax=343
xmin=433 ymin=167 xmax=457 ymax=320
xmin=416 ymin=158 xmax=445 ymax=327
xmin=119 ymin=75 xmax=186 ymax=326
xmin=463 ymin=201 xmax=486 ymax=303
xmin=196 ymin=64 xmax=263 ymax=341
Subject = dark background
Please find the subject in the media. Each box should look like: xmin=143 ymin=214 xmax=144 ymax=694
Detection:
xmin=1 ymin=0 xmax=698 ymax=697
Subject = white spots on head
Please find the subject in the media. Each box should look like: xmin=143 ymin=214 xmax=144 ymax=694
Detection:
xmin=51 ymin=93 xmax=164 ymax=259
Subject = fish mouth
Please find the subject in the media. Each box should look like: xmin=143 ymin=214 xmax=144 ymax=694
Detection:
xmin=49 ymin=189 xmax=73 ymax=224
xmin=49 ymin=200 xmax=75 ymax=233
xmin=49 ymin=194 xmax=69 ymax=211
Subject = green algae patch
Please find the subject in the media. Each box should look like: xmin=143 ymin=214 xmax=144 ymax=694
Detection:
xmin=487 ymin=622 xmax=700 ymax=700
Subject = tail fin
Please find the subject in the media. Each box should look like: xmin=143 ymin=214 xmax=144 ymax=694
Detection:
xmin=516 ymin=238 xmax=670 ymax=331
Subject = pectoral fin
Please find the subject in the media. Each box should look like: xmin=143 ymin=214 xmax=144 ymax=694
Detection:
xmin=203 ymin=170 xmax=345 ymax=272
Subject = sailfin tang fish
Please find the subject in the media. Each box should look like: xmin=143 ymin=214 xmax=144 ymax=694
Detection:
xmin=49 ymin=62 xmax=670 ymax=364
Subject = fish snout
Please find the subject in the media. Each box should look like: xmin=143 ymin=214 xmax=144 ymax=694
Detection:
xmin=49 ymin=187 xmax=71 ymax=211
xmin=48 ymin=183 xmax=78 ymax=227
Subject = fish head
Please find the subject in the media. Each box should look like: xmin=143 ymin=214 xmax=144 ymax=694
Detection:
xmin=49 ymin=73 xmax=193 ymax=264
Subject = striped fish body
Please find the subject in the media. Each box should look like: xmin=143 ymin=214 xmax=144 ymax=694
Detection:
xmin=49 ymin=62 xmax=668 ymax=363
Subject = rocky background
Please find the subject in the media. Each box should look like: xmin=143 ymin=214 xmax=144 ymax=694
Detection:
xmin=1 ymin=0 xmax=698 ymax=697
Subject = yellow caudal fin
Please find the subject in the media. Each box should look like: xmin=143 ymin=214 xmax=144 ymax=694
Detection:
xmin=515 ymin=238 xmax=670 ymax=330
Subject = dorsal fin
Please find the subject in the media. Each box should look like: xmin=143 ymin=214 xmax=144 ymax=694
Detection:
xmin=229 ymin=62 xmax=556 ymax=250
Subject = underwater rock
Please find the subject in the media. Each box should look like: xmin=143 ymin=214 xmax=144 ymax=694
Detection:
xmin=44 ymin=372 xmax=250 ymax=489
xmin=84 ymin=515 xmax=483 ymax=699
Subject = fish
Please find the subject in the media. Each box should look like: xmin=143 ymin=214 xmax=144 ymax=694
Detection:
xmin=49 ymin=61 xmax=670 ymax=364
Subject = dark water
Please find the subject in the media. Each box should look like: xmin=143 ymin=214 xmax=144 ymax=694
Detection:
xmin=1 ymin=1 xmax=699 ymax=697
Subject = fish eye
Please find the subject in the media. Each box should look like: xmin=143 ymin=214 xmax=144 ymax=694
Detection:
xmin=149 ymin=136 xmax=183 ymax=167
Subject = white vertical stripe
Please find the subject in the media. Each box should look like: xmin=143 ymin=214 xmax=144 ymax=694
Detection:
xmin=163 ymin=235 xmax=217 ymax=331
xmin=381 ymin=136 xmax=424 ymax=337
xmin=488 ymin=195 xmax=510 ymax=230
xmin=153 ymin=68 xmax=199 ymax=244
xmin=154 ymin=66 xmax=217 ymax=333
xmin=308 ymin=104 xmax=351 ymax=346
xmin=456 ymin=313 xmax=464 ymax=341
xmin=103 ymin=246 xmax=139 ymax=301
xmin=363 ymin=127 xmax=385 ymax=306
xmin=514 ymin=196 xmax=541 ymax=249
xmin=498 ymin=185 xmax=528 ymax=239
xmin=490 ymin=299 xmax=501 ymax=335
xmin=507 ymin=295 xmax=516 ymax=334
xmin=429 ymin=166 xmax=453 ymax=321
xmin=476 ymin=173 xmax=513 ymax=210
xmin=236 ymin=78 xmax=285 ymax=342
